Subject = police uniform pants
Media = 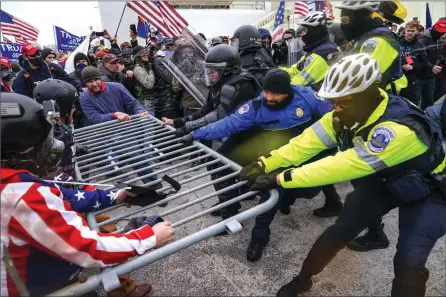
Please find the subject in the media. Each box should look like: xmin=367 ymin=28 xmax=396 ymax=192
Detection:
xmin=251 ymin=187 xmax=321 ymax=244
xmin=297 ymin=175 xmax=446 ymax=297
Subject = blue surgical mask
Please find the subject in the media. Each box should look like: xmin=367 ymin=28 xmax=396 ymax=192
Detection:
xmin=76 ymin=63 xmax=87 ymax=73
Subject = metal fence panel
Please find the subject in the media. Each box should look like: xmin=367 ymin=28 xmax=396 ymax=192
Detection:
xmin=46 ymin=114 xmax=279 ymax=296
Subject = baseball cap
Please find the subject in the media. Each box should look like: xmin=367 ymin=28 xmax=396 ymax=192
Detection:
xmin=163 ymin=38 xmax=174 ymax=45
xmin=434 ymin=18 xmax=446 ymax=34
xmin=21 ymin=43 xmax=40 ymax=56
xmin=103 ymin=54 xmax=120 ymax=64
xmin=0 ymin=57 xmax=11 ymax=69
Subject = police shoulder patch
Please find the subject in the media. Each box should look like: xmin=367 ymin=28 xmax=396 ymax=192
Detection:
xmin=238 ymin=103 xmax=250 ymax=115
xmin=303 ymin=55 xmax=314 ymax=68
xmin=314 ymin=91 xmax=326 ymax=101
xmin=362 ymin=39 xmax=379 ymax=54
xmin=368 ymin=126 xmax=395 ymax=153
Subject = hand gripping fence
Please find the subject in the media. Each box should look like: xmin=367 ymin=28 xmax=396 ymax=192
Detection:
xmin=45 ymin=114 xmax=279 ymax=296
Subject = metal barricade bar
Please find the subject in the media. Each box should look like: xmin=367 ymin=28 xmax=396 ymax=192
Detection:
xmin=47 ymin=114 xmax=280 ymax=296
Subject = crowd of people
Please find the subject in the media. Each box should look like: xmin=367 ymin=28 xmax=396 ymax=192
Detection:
xmin=1 ymin=0 xmax=446 ymax=296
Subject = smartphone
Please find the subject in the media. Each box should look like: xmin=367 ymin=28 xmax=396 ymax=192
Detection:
xmin=95 ymin=31 xmax=105 ymax=37
xmin=130 ymin=24 xmax=137 ymax=35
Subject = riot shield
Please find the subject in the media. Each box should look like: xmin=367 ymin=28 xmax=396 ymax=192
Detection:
xmin=161 ymin=29 xmax=209 ymax=107
xmin=286 ymin=37 xmax=304 ymax=67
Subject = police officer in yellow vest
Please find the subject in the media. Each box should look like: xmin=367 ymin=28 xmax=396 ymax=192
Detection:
xmin=284 ymin=12 xmax=342 ymax=89
xmin=336 ymin=0 xmax=409 ymax=252
xmin=239 ymin=54 xmax=446 ymax=297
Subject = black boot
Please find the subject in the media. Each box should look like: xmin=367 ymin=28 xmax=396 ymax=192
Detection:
xmin=209 ymin=201 xmax=242 ymax=217
xmin=347 ymin=223 xmax=390 ymax=252
xmin=313 ymin=200 xmax=343 ymax=218
xmin=279 ymin=203 xmax=291 ymax=215
xmin=246 ymin=238 xmax=269 ymax=262
xmin=276 ymin=275 xmax=313 ymax=297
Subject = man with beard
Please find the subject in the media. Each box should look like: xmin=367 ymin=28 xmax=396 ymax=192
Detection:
xmin=230 ymin=24 xmax=276 ymax=86
xmin=161 ymin=44 xmax=261 ymax=135
xmin=239 ymin=54 xmax=445 ymax=297
xmin=180 ymin=69 xmax=341 ymax=262
xmin=284 ymin=12 xmax=342 ymax=90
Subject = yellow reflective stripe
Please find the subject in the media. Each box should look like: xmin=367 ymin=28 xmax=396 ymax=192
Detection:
xmin=312 ymin=121 xmax=337 ymax=148
xmin=353 ymin=143 xmax=388 ymax=172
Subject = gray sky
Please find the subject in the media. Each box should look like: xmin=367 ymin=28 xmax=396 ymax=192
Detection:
xmin=2 ymin=1 xmax=102 ymax=46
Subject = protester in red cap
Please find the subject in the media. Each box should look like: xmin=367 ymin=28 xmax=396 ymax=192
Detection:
xmin=1 ymin=57 xmax=13 ymax=92
xmin=13 ymin=43 xmax=84 ymax=98
xmin=417 ymin=17 xmax=446 ymax=104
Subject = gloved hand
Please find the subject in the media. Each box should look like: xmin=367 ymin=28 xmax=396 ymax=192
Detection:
xmin=76 ymin=144 xmax=89 ymax=155
xmin=175 ymin=126 xmax=188 ymax=137
xmin=239 ymin=161 xmax=266 ymax=182
xmin=179 ymin=134 xmax=194 ymax=145
xmin=123 ymin=216 xmax=164 ymax=233
xmin=250 ymin=172 xmax=279 ymax=192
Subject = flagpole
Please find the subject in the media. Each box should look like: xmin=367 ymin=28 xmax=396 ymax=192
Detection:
xmin=53 ymin=25 xmax=58 ymax=51
xmin=115 ymin=2 xmax=128 ymax=37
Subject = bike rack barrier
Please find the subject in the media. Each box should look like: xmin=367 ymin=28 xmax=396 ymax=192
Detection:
xmin=47 ymin=114 xmax=279 ymax=296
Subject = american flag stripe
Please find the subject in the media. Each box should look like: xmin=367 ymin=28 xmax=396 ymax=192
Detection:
xmin=127 ymin=0 xmax=188 ymax=38
xmin=12 ymin=17 xmax=39 ymax=40
xmin=127 ymin=1 xmax=173 ymax=37
xmin=1 ymin=11 xmax=39 ymax=43
xmin=294 ymin=1 xmax=310 ymax=16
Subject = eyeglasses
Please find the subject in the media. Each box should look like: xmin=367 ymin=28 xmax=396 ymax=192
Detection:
xmin=110 ymin=60 xmax=123 ymax=65
xmin=330 ymin=99 xmax=355 ymax=109
xmin=28 ymin=51 xmax=42 ymax=59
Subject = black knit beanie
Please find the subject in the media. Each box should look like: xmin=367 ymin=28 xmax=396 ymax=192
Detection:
xmin=41 ymin=48 xmax=56 ymax=60
xmin=262 ymin=69 xmax=291 ymax=94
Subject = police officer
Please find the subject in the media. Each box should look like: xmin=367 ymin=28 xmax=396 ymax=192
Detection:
xmin=239 ymin=54 xmax=446 ymax=297
xmin=230 ymin=24 xmax=276 ymax=86
xmin=336 ymin=0 xmax=407 ymax=94
xmin=336 ymin=0 xmax=409 ymax=251
xmin=162 ymin=44 xmax=261 ymax=135
xmin=284 ymin=12 xmax=342 ymax=90
xmin=181 ymin=69 xmax=342 ymax=262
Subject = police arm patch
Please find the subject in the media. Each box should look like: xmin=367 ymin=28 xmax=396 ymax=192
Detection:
xmin=238 ymin=103 xmax=250 ymax=115
xmin=362 ymin=39 xmax=379 ymax=54
xmin=303 ymin=55 xmax=314 ymax=68
xmin=367 ymin=126 xmax=395 ymax=153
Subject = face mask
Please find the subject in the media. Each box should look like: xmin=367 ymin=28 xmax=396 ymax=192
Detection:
xmin=1 ymin=69 xmax=12 ymax=78
xmin=28 ymin=57 xmax=43 ymax=67
xmin=76 ymin=63 xmax=87 ymax=73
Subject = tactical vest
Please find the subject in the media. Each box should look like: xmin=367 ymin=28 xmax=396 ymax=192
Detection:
xmin=337 ymin=96 xmax=444 ymax=178
xmin=353 ymin=26 xmax=403 ymax=90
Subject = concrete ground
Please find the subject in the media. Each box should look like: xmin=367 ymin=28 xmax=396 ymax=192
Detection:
xmin=83 ymin=162 xmax=445 ymax=297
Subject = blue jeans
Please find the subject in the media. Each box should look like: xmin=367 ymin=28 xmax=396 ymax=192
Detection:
xmin=251 ymin=187 xmax=321 ymax=243
xmin=426 ymin=104 xmax=443 ymax=139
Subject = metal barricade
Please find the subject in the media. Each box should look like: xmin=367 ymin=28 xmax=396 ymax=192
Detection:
xmin=48 ymin=114 xmax=279 ymax=296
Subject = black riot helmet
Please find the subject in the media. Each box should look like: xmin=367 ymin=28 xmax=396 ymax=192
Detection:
xmin=33 ymin=79 xmax=79 ymax=121
xmin=204 ymin=44 xmax=241 ymax=86
xmin=230 ymin=25 xmax=262 ymax=51
xmin=1 ymin=93 xmax=65 ymax=176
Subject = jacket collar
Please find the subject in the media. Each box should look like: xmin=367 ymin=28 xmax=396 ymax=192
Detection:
xmin=88 ymin=81 xmax=107 ymax=95
xmin=356 ymin=88 xmax=389 ymax=135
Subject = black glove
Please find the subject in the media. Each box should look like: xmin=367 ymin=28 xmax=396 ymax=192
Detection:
xmin=239 ymin=161 xmax=266 ymax=182
xmin=175 ymin=126 xmax=188 ymax=137
xmin=179 ymin=134 xmax=194 ymax=145
xmin=123 ymin=216 xmax=164 ymax=233
xmin=76 ymin=144 xmax=89 ymax=155
xmin=250 ymin=172 xmax=279 ymax=192
xmin=173 ymin=118 xmax=185 ymax=128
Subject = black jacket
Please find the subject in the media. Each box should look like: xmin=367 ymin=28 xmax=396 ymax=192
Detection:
xmin=418 ymin=29 xmax=445 ymax=79
xmin=399 ymin=36 xmax=428 ymax=81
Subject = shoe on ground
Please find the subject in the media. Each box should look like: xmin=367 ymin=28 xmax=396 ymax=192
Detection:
xmin=279 ymin=204 xmax=291 ymax=215
xmin=126 ymin=284 xmax=154 ymax=297
xmin=347 ymin=224 xmax=390 ymax=252
xmin=276 ymin=275 xmax=313 ymax=297
xmin=246 ymin=238 xmax=269 ymax=262
xmin=313 ymin=201 xmax=343 ymax=218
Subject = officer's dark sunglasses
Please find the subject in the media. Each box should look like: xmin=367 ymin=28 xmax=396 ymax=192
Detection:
xmin=330 ymin=98 xmax=355 ymax=109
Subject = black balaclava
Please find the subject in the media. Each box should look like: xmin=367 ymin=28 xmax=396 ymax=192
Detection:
xmin=302 ymin=25 xmax=328 ymax=48
xmin=262 ymin=69 xmax=293 ymax=110
xmin=340 ymin=9 xmax=375 ymax=41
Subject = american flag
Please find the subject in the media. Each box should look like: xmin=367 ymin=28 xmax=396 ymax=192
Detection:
xmin=294 ymin=2 xmax=310 ymax=17
xmin=271 ymin=1 xmax=286 ymax=44
xmin=127 ymin=0 xmax=189 ymax=38
xmin=1 ymin=11 xmax=39 ymax=44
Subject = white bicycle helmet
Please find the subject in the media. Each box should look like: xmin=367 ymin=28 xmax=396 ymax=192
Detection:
xmin=317 ymin=53 xmax=381 ymax=99
xmin=298 ymin=12 xmax=333 ymax=27
xmin=335 ymin=1 xmax=380 ymax=12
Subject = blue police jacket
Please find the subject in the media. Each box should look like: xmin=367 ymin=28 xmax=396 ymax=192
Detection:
xmin=191 ymin=84 xmax=334 ymax=140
